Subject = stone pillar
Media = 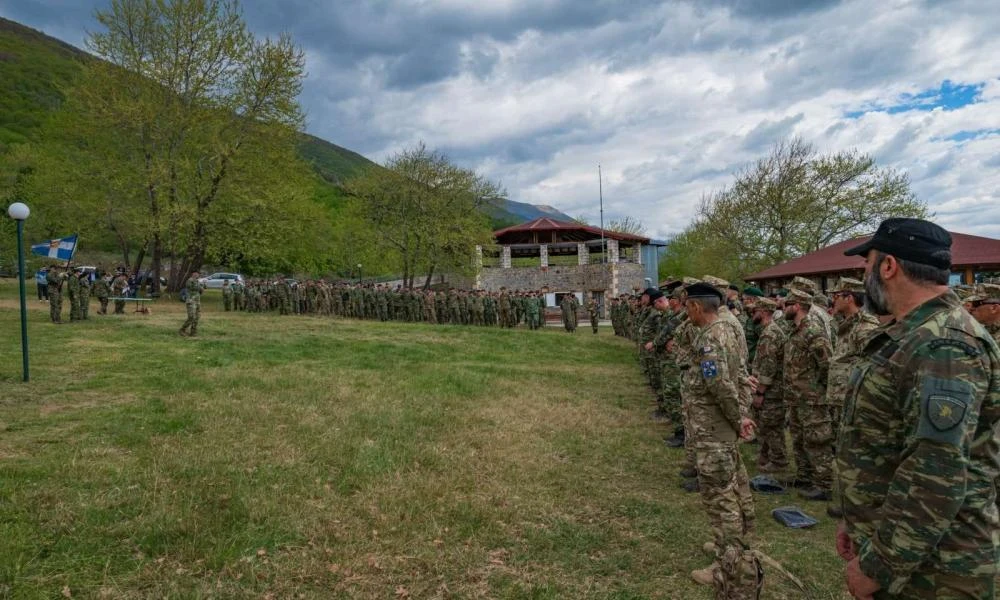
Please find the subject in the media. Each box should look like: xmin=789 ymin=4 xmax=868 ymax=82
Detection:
xmin=634 ymin=243 xmax=643 ymax=265
xmin=539 ymin=244 xmax=548 ymax=267
xmin=501 ymin=245 xmax=511 ymax=269
xmin=610 ymin=263 xmax=619 ymax=297
xmin=577 ymin=243 xmax=589 ymax=265
xmin=607 ymin=239 xmax=619 ymax=264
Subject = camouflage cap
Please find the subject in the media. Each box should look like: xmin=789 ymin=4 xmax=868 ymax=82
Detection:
xmin=786 ymin=288 xmax=813 ymax=305
xmin=967 ymin=283 xmax=1000 ymax=303
xmin=702 ymin=275 xmax=730 ymax=295
xmin=671 ymin=286 xmax=686 ymax=299
xmin=831 ymin=277 xmax=865 ymax=294
xmin=953 ymin=285 xmax=975 ymax=300
xmin=754 ymin=297 xmax=778 ymax=311
xmin=682 ymin=276 xmax=702 ymax=286
xmin=812 ymin=294 xmax=830 ymax=308
xmin=788 ymin=276 xmax=818 ymax=295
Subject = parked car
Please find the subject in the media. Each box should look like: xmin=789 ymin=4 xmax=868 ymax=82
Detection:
xmin=197 ymin=272 xmax=244 ymax=289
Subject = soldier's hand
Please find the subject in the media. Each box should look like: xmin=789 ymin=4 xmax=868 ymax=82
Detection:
xmin=666 ymin=340 xmax=675 ymax=352
xmin=644 ymin=341 xmax=653 ymax=351
xmin=746 ymin=375 xmax=760 ymax=392
xmin=835 ymin=521 xmax=855 ymax=561
xmin=845 ymin=557 xmax=878 ymax=599
xmin=752 ymin=393 xmax=764 ymax=409
xmin=738 ymin=417 xmax=756 ymax=440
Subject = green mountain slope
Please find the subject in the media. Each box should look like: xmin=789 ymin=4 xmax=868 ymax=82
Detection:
xmin=0 ymin=17 xmax=549 ymax=230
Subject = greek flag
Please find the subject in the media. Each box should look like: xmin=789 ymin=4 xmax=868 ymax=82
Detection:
xmin=31 ymin=234 xmax=78 ymax=261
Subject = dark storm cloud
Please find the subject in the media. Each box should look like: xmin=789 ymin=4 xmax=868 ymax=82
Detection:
xmin=709 ymin=0 xmax=841 ymax=19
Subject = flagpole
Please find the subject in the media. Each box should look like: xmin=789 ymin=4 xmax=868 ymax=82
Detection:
xmin=598 ymin=164 xmax=605 ymax=263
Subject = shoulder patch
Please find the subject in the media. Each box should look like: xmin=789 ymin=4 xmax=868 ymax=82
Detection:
xmin=916 ymin=376 xmax=975 ymax=446
xmin=927 ymin=338 xmax=981 ymax=357
xmin=701 ymin=360 xmax=718 ymax=378
xmin=701 ymin=346 xmax=713 ymax=355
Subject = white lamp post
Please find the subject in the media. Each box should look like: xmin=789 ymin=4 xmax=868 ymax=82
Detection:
xmin=7 ymin=202 xmax=30 ymax=382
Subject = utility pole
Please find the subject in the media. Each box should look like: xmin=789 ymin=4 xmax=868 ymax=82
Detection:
xmin=598 ymin=164 xmax=605 ymax=263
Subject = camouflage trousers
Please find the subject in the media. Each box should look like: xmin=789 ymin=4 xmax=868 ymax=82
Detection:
xmin=180 ymin=300 xmax=201 ymax=335
xmin=640 ymin=350 xmax=662 ymax=398
xmin=681 ymin=385 xmax=697 ymax=470
xmin=49 ymin=292 xmax=62 ymax=323
xmin=756 ymin=392 xmax=788 ymax=469
xmin=659 ymin=359 xmax=682 ymax=424
xmin=69 ymin=293 xmax=81 ymax=321
xmin=80 ymin=292 xmax=89 ymax=319
xmin=788 ymin=397 xmax=834 ymax=491
xmin=873 ymin=570 xmax=995 ymax=599
xmin=98 ymin=296 xmax=108 ymax=315
xmin=694 ymin=441 xmax=761 ymax=600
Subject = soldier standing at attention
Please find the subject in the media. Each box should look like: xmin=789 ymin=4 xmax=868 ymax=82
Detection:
xmin=92 ymin=272 xmax=110 ymax=315
xmin=683 ymin=283 xmax=761 ymax=596
xmin=750 ymin=297 xmax=788 ymax=473
xmin=836 ymin=218 xmax=1000 ymax=599
xmin=222 ymin=280 xmax=233 ymax=311
xmin=111 ymin=272 xmax=128 ymax=315
xmin=46 ymin=264 xmax=65 ymax=324
xmin=827 ymin=278 xmax=879 ymax=439
xmin=78 ymin=269 xmax=91 ymax=320
xmin=966 ymin=283 xmax=1000 ymax=344
xmin=782 ymin=287 xmax=834 ymax=501
xmin=560 ymin=293 xmax=579 ymax=333
xmin=586 ymin=297 xmax=600 ymax=334
xmin=67 ymin=266 xmax=81 ymax=321
xmin=179 ymin=270 xmax=204 ymax=337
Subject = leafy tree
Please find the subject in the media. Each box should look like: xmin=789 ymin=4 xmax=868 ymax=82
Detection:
xmin=344 ymin=143 xmax=502 ymax=289
xmin=669 ymin=138 xmax=928 ymax=281
xmin=606 ymin=216 xmax=646 ymax=237
xmin=26 ymin=0 xmax=313 ymax=290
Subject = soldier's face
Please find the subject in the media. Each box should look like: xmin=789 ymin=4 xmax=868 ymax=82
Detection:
xmin=863 ymin=253 xmax=892 ymax=316
xmin=653 ymin=297 xmax=668 ymax=312
xmin=783 ymin=302 xmax=799 ymax=320
xmin=971 ymin=302 xmax=1000 ymax=325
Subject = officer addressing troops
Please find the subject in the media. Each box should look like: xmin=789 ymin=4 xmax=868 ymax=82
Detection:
xmin=179 ymin=270 xmax=205 ymax=337
xmin=836 ymin=218 xmax=1000 ymax=599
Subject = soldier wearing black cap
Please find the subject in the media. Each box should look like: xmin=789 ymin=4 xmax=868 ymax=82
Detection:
xmin=682 ymin=282 xmax=761 ymax=595
xmin=836 ymin=218 xmax=1000 ymax=599
xmin=639 ymin=288 xmax=666 ymax=415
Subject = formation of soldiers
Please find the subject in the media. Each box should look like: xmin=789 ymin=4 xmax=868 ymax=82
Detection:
xmin=617 ymin=217 xmax=1000 ymax=599
xmin=43 ymin=265 xmax=146 ymax=323
xmin=219 ymin=278 xmax=556 ymax=328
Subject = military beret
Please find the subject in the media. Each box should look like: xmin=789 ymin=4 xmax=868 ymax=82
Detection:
xmin=685 ymin=282 xmax=723 ymax=301
xmin=788 ymin=276 xmax=818 ymax=295
xmin=743 ymin=286 xmax=764 ymax=297
xmin=663 ymin=280 xmax=684 ymax=292
xmin=831 ymin=277 xmax=865 ymax=294
xmin=786 ymin=288 xmax=813 ymax=305
xmin=728 ymin=284 xmax=740 ymax=292
xmin=642 ymin=287 xmax=659 ymax=297
xmin=844 ymin=218 xmax=952 ymax=270
xmin=648 ymin=289 xmax=665 ymax=302
xmin=754 ymin=297 xmax=778 ymax=311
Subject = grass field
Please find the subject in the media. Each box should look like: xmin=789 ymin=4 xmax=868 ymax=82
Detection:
xmin=0 ymin=281 xmax=848 ymax=599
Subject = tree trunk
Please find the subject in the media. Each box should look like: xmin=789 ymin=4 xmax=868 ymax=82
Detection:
xmin=423 ymin=263 xmax=435 ymax=290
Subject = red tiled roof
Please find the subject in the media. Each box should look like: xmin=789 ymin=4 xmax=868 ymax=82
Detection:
xmin=493 ymin=217 xmax=649 ymax=243
xmin=746 ymin=232 xmax=1000 ymax=281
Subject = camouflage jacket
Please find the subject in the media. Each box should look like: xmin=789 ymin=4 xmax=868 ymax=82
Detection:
xmin=752 ymin=320 xmax=787 ymax=396
xmin=673 ymin=316 xmax=700 ymax=370
xmin=782 ymin=314 xmax=832 ymax=403
xmin=638 ymin=308 xmax=662 ymax=345
xmin=826 ymin=310 xmax=879 ymax=408
xmin=91 ymin=278 xmax=110 ymax=299
xmin=836 ymin=291 xmax=1000 ymax=592
xmin=184 ymin=277 xmax=203 ymax=302
xmin=744 ymin=316 xmax=763 ymax=363
xmin=985 ymin=322 xmax=1000 ymax=345
xmin=683 ymin=319 xmax=746 ymax=443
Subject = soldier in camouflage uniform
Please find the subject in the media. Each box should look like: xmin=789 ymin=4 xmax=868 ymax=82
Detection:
xmin=827 ymin=277 xmax=879 ymax=438
xmin=836 ymin=219 xmax=1000 ymax=600
xmin=560 ymin=293 xmax=579 ymax=333
xmin=179 ymin=271 xmax=204 ymax=336
xmin=742 ymin=287 xmax=765 ymax=363
xmin=966 ymin=283 xmax=1000 ymax=344
xmin=683 ymin=283 xmax=761 ymax=597
xmin=46 ymin=265 xmax=66 ymax=323
xmin=222 ymin=280 xmax=233 ymax=311
xmin=92 ymin=272 xmax=110 ymax=315
xmin=111 ymin=273 xmax=128 ymax=315
xmin=585 ymin=298 xmax=599 ymax=334
xmin=67 ymin=267 xmax=81 ymax=321
xmin=655 ymin=287 xmax=687 ymax=442
xmin=788 ymin=276 xmax=836 ymax=341
xmin=750 ymin=297 xmax=788 ymax=472
xmin=78 ymin=270 xmax=91 ymax=320
xmin=782 ymin=288 xmax=834 ymax=501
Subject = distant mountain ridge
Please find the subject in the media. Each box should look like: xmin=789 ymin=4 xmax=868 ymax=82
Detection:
xmin=0 ymin=16 xmax=569 ymax=226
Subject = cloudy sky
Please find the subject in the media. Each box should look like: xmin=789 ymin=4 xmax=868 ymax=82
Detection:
xmin=3 ymin=0 xmax=999 ymax=239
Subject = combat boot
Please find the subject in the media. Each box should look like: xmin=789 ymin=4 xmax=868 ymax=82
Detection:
xmin=650 ymin=405 xmax=669 ymax=421
xmin=826 ymin=506 xmax=843 ymax=518
xmin=798 ymin=487 xmax=831 ymax=501
xmin=690 ymin=564 xmax=717 ymax=586
xmin=679 ymin=467 xmax=697 ymax=478
xmin=681 ymin=479 xmax=700 ymax=493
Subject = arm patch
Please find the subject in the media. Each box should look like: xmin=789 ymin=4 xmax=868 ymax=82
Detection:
xmin=916 ymin=376 xmax=975 ymax=446
xmin=701 ymin=360 xmax=718 ymax=378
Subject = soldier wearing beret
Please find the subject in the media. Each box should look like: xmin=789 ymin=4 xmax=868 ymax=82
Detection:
xmin=966 ymin=283 xmax=1000 ymax=344
xmin=782 ymin=287 xmax=835 ymax=501
xmin=683 ymin=283 xmax=761 ymax=597
xmin=836 ymin=218 xmax=1000 ymax=599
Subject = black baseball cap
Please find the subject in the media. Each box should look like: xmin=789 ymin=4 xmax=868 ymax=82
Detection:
xmin=648 ymin=289 xmax=665 ymax=302
xmin=642 ymin=287 xmax=659 ymax=297
xmin=844 ymin=218 xmax=952 ymax=269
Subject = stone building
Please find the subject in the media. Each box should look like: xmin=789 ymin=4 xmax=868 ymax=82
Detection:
xmin=475 ymin=218 xmax=662 ymax=316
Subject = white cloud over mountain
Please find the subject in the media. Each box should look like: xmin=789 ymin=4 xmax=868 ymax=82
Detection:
xmin=3 ymin=0 xmax=998 ymax=239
